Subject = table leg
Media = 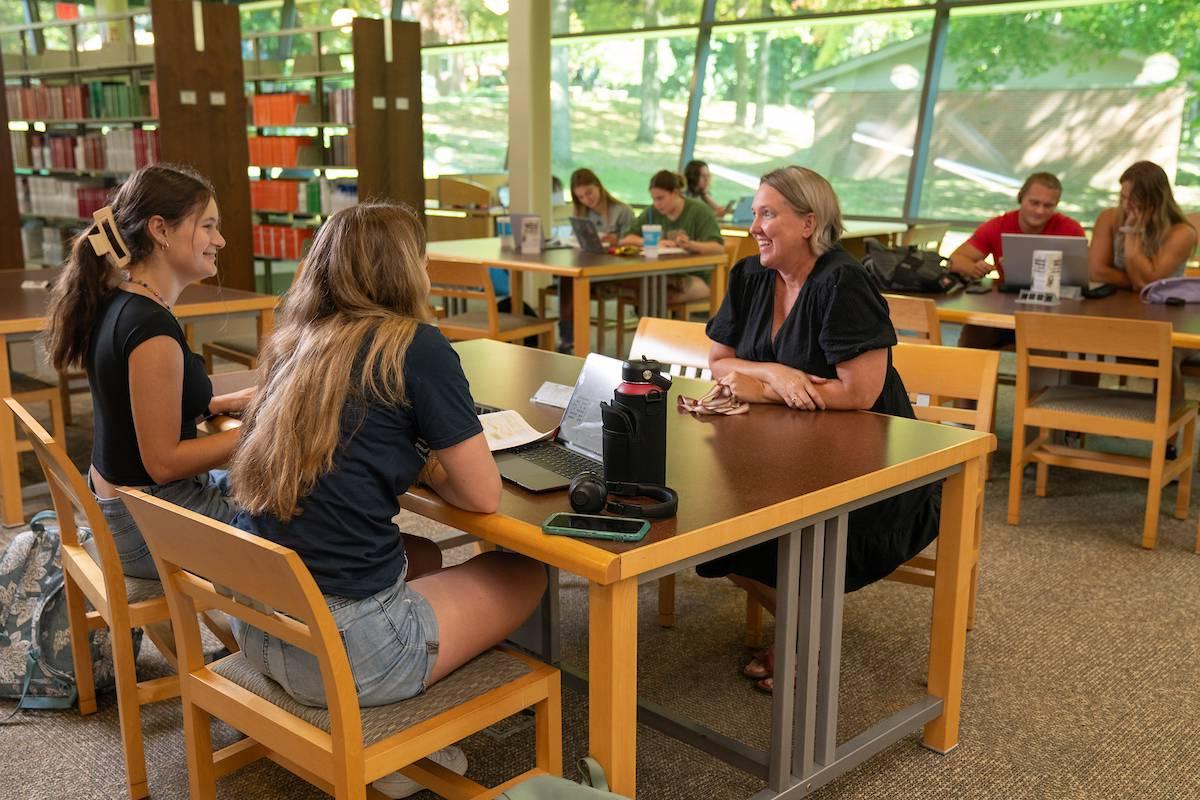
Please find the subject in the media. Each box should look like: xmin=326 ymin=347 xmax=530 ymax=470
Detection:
xmin=0 ymin=335 xmax=23 ymax=526
xmin=255 ymin=307 xmax=275 ymax=353
xmin=509 ymin=268 xmax=524 ymax=313
xmin=574 ymin=276 xmax=592 ymax=357
xmin=709 ymin=261 xmax=728 ymax=318
xmin=922 ymin=456 xmax=981 ymax=752
xmin=588 ymin=578 xmax=638 ymax=797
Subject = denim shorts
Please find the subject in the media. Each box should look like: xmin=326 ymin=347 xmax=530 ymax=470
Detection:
xmin=91 ymin=469 xmax=237 ymax=580
xmin=233 ymin=569 xmax=440 ymax=708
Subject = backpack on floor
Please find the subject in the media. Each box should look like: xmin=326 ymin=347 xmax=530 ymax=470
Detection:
xmin=500 ymin=757 xmax=629 ymax=799
xmin=0 ymin=510 xmax=142 ymax=720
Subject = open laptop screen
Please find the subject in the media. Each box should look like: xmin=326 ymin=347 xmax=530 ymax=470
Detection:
xmin=558 ymin=353 xmax=624 ymax=459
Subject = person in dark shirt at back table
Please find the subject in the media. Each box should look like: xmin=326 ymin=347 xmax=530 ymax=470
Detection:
xmin=947 ymin=172 xmax=1086 ymax=348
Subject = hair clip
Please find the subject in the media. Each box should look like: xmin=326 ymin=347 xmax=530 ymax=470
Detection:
xmin=87 ymin=205 xmax=132 ymax=270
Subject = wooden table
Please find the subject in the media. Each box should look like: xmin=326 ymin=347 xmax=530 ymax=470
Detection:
xmin=932 ymin=278 xmax=1200 ymax=349
xmin=721 ymin=220 xmax=908 ymax=259
xmin=0 ymin=269 xmax=277 ymax=526
xmin=400 ymin=340 xmax=995 ymax=798
xmin=425 ymin=238 xmax=729 ymax=357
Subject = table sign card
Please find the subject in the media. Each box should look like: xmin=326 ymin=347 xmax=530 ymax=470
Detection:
xmin=1031 ymin=249 xmax=1062 ymax=298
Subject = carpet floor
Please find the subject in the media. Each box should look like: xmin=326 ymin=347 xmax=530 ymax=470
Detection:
xmin=1 ymin=377 xmax=1198 ymax=800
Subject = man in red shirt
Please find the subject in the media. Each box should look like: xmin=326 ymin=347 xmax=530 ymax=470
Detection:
xmin=949 ymin=172 xmax=1085 ymax=348
xmin=949 ymin=172 xmax=1086 ymax=282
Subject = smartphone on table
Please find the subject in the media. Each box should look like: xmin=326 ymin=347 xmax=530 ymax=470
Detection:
xmin=542 ymin=513 xmax=650 ymax=543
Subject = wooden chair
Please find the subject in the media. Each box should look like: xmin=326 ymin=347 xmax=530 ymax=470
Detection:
xmin=882 ymin=293 xmax=942 ymax=344
xmin=536 ymin=281 xmax=627 ymax=355
xmin=430 ymin=260 xmax=556 ymax=349
xmin=4 ymin=397 xmax=237 ymax=800
xmin=887 ymin=343 xmax=1000 ymax=629
xmin=626 ymin=318 xmax=714 ymax=629
xmin=1007 ymin=312 xmax=1198 ymax=549
xmin=901 ymin=222 xmax=951 ymax=252
xmin=666 ymin=236 xmax=757 ymax=323
xmin=115 ymin=487 xmax=563 ymax=800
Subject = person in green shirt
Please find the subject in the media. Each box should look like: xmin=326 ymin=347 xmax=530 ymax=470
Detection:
xmin=622 ymin=170 xmax=725 ymax=304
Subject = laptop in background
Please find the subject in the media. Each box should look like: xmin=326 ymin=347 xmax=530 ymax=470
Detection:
xmin=569 ymin=216 xmax=608 ymax=254
xmin=492 ymin=353 xmax=623 ymax=492
xmin=999 ymin=233 xmax=1090 ymax=293
xmin=730 ymin=196 xmax=754 ymax=225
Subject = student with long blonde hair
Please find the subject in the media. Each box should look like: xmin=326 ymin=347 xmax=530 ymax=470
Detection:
xmin=229 ymin=203 xmax=546 ymax=798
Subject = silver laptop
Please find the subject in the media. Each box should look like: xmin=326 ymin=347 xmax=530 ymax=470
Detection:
xmin=569 ymin=216 xmax=608 ymax=254
xmin=492 ymin=353 xmax=623 ymax=492
xmin=730 ymin=196 xmax=754 ymax=225
xmin=1000 ymin=233 xmax=1090 ymax=292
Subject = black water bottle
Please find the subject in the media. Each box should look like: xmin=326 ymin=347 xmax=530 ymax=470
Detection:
xmin=600 ymin=358 xmax=672 ymax=485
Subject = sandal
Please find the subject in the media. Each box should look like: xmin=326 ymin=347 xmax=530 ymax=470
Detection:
xmin=754 ymin=676 xmax=773 ymax=694
xmin=743 ymin=647 xmax=774 ymax=682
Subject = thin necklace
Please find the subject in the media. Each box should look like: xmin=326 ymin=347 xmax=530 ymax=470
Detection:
xmin=124 ymin=277 xmax=172 ymax=311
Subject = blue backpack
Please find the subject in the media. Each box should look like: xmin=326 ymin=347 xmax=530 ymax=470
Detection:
xmin=0 ymin=511 xmax=142 ymax=720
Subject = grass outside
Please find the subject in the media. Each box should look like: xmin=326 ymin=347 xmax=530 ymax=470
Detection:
xmin=423 ymin=90 xmax=1200 ymax=223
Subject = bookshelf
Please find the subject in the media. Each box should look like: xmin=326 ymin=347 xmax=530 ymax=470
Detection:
xmin=242 ymin=18 xmax=423 ymax=292
xmin=1 ymin=0 xmax=253 ymax=289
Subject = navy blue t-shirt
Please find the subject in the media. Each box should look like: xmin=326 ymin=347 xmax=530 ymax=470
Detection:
xmin=234 ymin=324 xmax=483 ymax=598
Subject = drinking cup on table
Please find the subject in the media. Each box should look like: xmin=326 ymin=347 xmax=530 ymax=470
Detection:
xmin=498 ymin=216 xmax=513 ymax=250
xmin=643 ymin=224 xmax=662 ymax=259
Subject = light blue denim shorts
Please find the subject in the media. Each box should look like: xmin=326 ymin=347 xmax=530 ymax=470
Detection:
xmin=233 ymin=568 xmax=440 ymax=708
xmin=90 ymin=469 xmax=237 ymax=580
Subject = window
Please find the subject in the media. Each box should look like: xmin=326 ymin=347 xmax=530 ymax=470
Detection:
xmin=918 ymin=0 xmax=1199 ymax=222
xmin=423 ymin=44 xmax=509 ymax=175
xmin=550 ymin=31 xmax=697 ymax=204
xmin=695 ymin=13 xmax=934 ymax=217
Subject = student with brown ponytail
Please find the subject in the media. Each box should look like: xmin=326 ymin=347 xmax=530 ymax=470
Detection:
xmin=44 ymin=163 xmax=254 ymax=579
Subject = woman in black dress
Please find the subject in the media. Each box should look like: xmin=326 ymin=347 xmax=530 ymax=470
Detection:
xmin=698 ymin=166 xmax=941 ymax=691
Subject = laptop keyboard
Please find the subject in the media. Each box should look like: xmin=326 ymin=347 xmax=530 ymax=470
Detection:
xmin=514 ymin=442 xmax=601 ymax=480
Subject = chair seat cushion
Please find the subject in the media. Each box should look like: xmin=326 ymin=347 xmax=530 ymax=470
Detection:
xmin=211 ymin=648 xmax=531 ymax=746
xmin=442 ymin=311 xmax=550 ymax=334
xmin=125 ymin=575 xmax=165 ymax=604
xmin=1030 ymin=385 xmax=1178 ymax=423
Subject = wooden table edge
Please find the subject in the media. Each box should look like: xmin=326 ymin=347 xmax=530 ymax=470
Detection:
xmin=614 ymin=432 xmax=996 ymax=582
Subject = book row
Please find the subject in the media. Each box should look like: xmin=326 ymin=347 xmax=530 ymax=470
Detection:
xmin=10 ymin=129 xmax=160 ymax=173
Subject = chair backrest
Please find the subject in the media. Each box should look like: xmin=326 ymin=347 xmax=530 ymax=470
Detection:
xmin=427 ymin=260 xmax=500 ymax=337
xmin=438 ymin=177 xmax=492 ymax=209
xmin=4 ymin=397 xmax=130 ymax=611
xmin=902 ymin=223 xmax=950 ymax=252
xmin=1014 ymin=312 xmax=1175 ymax=419
xmin=115 ymin=488 xmax=366 ymax=743
xmin=883 ymin=293 xmax=942 ymax=344
xmin=629 ymin=317 xmax=713 ymax=380
xmin=723 ymin=234 xmax=759 ymax=266
xmin=891 ymin=343 xmax=999 ymax=435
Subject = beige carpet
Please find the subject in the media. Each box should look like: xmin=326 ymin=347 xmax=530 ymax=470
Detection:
xmin=2 ymin=380 xmax=1199 ymax=800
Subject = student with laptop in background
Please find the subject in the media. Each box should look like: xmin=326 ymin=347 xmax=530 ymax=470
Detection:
xmin=1088 ymin=160 xmax=1197 ymax=293
xmin=684 ymin=159 xmax=734 ymax=219
xmin=622 ymin=170 xmax=725 ymax=305
xmin=947 ymin=172 xmax=1086 ymax=348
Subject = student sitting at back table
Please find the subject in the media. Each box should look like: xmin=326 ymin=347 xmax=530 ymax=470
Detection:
xmin=948 ymin=171 xmax=1085 ymax=348
xmin=555 ymin=169 xmax=636 ymax=352
xmin=949 ymin=172 xmax=1085 ymax=283
xmin=229 ymin=203 xmax=547 ymax=799
xmin=1088 ymin=160 xmax=1197 ymax=293
xmin=45 ymin=163 xmax=254 ymax=580
xmin=684 ymin=159 xmax=734 ymax=219
xmin=621 ymin=170 xmax=725 ymax=304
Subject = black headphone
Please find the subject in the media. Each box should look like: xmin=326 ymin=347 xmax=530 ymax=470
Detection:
xmin=568 ymin=471 xmax=679 ymax=519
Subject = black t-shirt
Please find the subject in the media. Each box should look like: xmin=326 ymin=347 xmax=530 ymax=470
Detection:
xmin=88 ymin=291 xmax=213 ymax=486
xmin=233 ymin=324 xmax=483 ymax=599
xmin=700 ymin=247 xmax=940 ymax=592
